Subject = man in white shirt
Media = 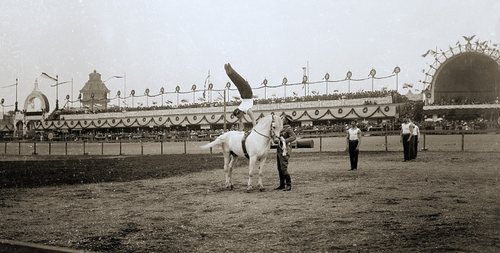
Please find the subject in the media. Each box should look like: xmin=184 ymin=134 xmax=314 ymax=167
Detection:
xmin=345 ymin=121 xmax=362 ymax=170
xmin=400 ymin=117 xmax=414 ymax=162
xmin=411 ymin=121 xmax=420 ymax=159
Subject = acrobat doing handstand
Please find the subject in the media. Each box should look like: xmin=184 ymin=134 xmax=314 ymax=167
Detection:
xmin=224 ymin=63 xmax=256 ymax=131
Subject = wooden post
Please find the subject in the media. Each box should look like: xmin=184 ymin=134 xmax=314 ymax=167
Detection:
xmin=32 ymin=141 xmax=38 ymax=155
xmin=319 ymin=136 xmax=322 ymax=152
xmin=83 ymin=141 xmax=88 ymax=155
xmin=209 ymin=136 xmax=213 ymax=154
xmin=422 ymin=133 xmax=427 ymax=151
xmin=384 ymin=129 xmax=388 ymax=151
xmin=461 ymin=133 xmax=465 ymax=151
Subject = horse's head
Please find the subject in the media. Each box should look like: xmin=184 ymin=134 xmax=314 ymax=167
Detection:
xmin=252 ymin=114 xmax=283 ymax=142
xmin=269 ymin=114 xmax=283 ymax=141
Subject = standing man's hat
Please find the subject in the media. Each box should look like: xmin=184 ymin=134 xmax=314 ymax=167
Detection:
xmin=283 ymin=114 xmax=293 ymax=122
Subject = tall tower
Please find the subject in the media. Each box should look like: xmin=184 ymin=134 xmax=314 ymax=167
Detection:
xmin=79 ymin=70 xmax=110 ymax=110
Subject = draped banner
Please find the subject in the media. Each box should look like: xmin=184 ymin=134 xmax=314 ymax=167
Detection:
xmin=32 ymin=104 xmax=400 ymax=130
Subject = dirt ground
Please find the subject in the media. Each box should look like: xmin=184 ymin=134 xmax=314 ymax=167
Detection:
xmin=0 ymin=151 xmax=499 ymax=252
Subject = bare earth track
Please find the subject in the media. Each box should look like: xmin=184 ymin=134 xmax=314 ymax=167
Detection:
xmin=0 ymin=151 xmax=499 ymax=252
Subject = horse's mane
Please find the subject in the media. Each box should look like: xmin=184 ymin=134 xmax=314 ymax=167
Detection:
xmin=257 ymin=114 xmax=273 ymax=126
xmin=256 ymin=114 xmax=282 ymax=130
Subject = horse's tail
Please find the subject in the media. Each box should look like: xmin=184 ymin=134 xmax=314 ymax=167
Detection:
xmin=200 ymin=135 xmax=224 ymax=149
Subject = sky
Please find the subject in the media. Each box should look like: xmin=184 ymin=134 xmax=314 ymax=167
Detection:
xmin=1 ymin=0 xmax=500 ymax=110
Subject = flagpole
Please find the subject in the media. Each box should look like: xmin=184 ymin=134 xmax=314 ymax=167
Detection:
xmin=15 ymin=78 xmax=18 ymax=112
xmin=56 ymin=75 xmax=59 ymax=110
xmin=71 ymin=78 xmax=74 ymax=109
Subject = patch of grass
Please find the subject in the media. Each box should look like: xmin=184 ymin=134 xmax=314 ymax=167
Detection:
xmin=0 ymin=154 xmax=223 ymax=188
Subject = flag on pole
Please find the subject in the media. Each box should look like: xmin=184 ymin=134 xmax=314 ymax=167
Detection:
xmin=51 ymin=81 xmax=69 ymax=87
xmin=2 ymin=83 xmax=16 ymax=88
xmin=421 ymin=50 xmax=431 ymax=58
xmin=41 ymin=72 xmax=57 ymax=81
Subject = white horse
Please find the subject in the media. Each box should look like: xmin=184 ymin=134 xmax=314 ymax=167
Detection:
xmin=201 ymin=114 xmax=283 ymax=191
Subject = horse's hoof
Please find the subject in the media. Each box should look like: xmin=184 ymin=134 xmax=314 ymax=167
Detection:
xmin=259 ymin=188 xmax=266 ymax=192
xmin=230 ymin=185 xmax=234 ymax=190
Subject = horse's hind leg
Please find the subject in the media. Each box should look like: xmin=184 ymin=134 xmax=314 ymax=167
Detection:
xmin=225 ymin=154 xmax=237 ymax=190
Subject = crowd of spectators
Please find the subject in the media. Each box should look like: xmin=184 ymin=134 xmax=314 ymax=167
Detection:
xmin=430 ymin=96 xmax=499 ymax=106
xmin=57 ymin=90 xmax=406 ymax=116
xmin=418 ymin=118 xmax=495 ymax=131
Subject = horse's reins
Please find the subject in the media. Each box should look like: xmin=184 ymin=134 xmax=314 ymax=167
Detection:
xmin=252 ymin=115 xmax=279 ymax=141
xmin=241 ymin=114 xmax=280 ymax=159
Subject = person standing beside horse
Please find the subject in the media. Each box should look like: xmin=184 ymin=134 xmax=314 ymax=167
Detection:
xmin=275 ymin=114 xmax=297 ymax=191
xmin=224 ymin=63 xmax=256 ymax=131
xmin=345 ymin=121 xmax=362 ymax=171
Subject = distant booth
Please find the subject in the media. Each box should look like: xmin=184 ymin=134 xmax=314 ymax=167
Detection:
xmin=422 ymin=36 xmax=500 ymax=126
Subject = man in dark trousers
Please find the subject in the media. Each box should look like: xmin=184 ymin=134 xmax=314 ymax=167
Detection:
xmin=345 ymin=121 xmax=362 ymax=170
xmin=275 ymin=114 xmax=297 ymax=191
xmin=224 ymin=63 xmax=256 ymax=130
xmin=411 ymin=120 xmax=420 ymax=159
xmin=400 ymin=117 xmax=414 ymax=162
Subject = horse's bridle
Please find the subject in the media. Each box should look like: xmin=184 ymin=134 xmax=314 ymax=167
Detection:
xmin=253 ymin=114 xmax=280 ymax=141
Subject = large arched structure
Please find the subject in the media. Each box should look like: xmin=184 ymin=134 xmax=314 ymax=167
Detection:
xmin=23 ymin=79 xmax=50 ymax=113
xmin=12 ymin=79 xmax=51 ymax=137
xmin=422 ymin=36 xmax=500 ymax=122
xmin=433 ymin=52 xmax=499 ymax=104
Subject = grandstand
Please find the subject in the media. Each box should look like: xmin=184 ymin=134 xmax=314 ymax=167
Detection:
xmin=1 ymin=83 xmax=406 ymax=141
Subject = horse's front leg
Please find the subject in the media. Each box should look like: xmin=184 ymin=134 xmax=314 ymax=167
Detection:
xmin=256 ymin=157 xmax=267 ymax=191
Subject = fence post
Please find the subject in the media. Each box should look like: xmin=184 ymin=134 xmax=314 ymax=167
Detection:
xmin=49 ymin=142 xmax=51 ymax=155
xmin=65 ymin=142 xmax=68 ymax=155
xmin=119 ymin=141 xmax=122 ymax=155
xmin=319 ymin=136 xmax=322 ymax=152
xmin=83 ymin=141 xmax=88 ymax=155
xmin=209 ymin=136 xmax=213 ymax=154
xmin=19 ymin=142 xmax=21 ymax=155
xmin=384 ymin=129 xmax=388 ymax=151
xmin=32 ymin=142 xmax=37 ymax=155
xmin=141 ymin=140 xmax=143 ymax=155
xmin=101 ymin=142 xmax=104 ymax=155
xmin=161 ymin=141 xmax=163 ymax=155
xmin=422 ymin=133 xmax=427 ymax=151
xmin=461 ymin=133 xmax=465 ymax=151
xmin=184 ymin=139 xmax=187 ymax=154
xmin=4 ymin=142 xmax=6 ymax=153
